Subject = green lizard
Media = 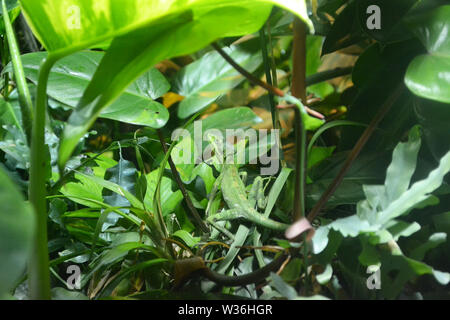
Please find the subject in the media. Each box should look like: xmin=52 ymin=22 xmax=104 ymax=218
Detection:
xmin=207 ymin=164 xmax=289 ymax=231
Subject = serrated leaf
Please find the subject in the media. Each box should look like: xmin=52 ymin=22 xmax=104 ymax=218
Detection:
xmin=312 ymin=127 xmax=450 ymax=252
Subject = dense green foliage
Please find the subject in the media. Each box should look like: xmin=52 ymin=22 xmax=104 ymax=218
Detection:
xmin=0 ymin=0 xmax=449 ymax=300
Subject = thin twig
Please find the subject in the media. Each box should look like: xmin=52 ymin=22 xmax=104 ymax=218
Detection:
xmin=307 ymin=85 xmax=404 ymax=222
xmin=211 ymin=42 xmax=325 ymax=120
xmin=291 ymin=18 xmax=308 ymax=223
xmin=212 ymin=42 xmax=285 ymax=97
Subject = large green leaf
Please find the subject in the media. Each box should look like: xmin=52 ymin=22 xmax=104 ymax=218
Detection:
xmin=102 ymin=158 xmax=137 ymax=230
xmin=186 ymin=106 xmax=262 ymax=135
xmin=144 ymin=169 xmax=183 ymax=217
xmin=0 ymin=167 xmax=34 ymax=298
xmin=18 ymin=0 xmax=312 ymax=167
xmin=174 ymin=45 xmax=262 ymax=118
xmin=19 ymin=0 xmax=313 ymax=56
xmin=405 ymin=5 xmax=450 ymax=103
xmin=5 ymin=51 xmax=170 ymax=127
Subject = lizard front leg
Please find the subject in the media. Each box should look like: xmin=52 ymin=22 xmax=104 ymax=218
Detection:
xmin=207 ymin=209 xmax=242 ymax=239
xmin=208 ymin=208 xmax=243 ymax=223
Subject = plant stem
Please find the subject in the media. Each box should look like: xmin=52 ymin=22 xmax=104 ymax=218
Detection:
xmin=291 ymin=18 xmax=307 ymax=103
xmin=259 ymin=24 xmax=283 ymax=170
xmin=2 ymin=0 xmax=33 ymax=144
xmin=291 ymin=18 xmax=308 ymax=222
xmin=211 ymin=42 xmax=326 ymax=120
xmin=292 ymin=105 xmax=306 ymax=221
xmin=291 ymin=17 xmax=309 ymax=295
xmin=211 ymin=42 xmax=285 ymax=97
xmin=266 ymin=20 xmax=278 ymax=88
xmin=28 ymin=55 xmax=57 ymax=300
xmin=157 ymin=129 xmax=209 ymax=233
xmin=307 ymin=85 xmax=404 ymax=222
xmin=259 ymin=27 xmax=278 ymax=130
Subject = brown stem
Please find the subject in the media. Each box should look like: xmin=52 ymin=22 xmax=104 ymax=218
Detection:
xmin=307 ymin=85 xmax=404 ymax=222
xmin=157 ymin=129 xmax=209 ymax=233
xmin=291 ymin=18 xmax=307 ymax=103
xmin=212 ymin=42 xmax=323 ymax=120
xmin=291 ymin=18 xmax=308 ymax=222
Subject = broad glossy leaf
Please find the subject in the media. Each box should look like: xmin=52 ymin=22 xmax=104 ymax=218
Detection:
xmin=0 ymin=167 xmax=34 ymax=297
xmin=406 ymin=54 xmax=450 ymax=103
xmin=10 ymin=51 xmax=170 ymax=126
xmin=20 ymin=0 xmax=313 ymax=57
xmin=19 ymin=0 xmax=312 ymax=167
xmin=144 ymin=170 xmax=183 ymax=216
xmin=405 ymin=5 xmax=450 ymax=103
xmin=174 ymin=45 xmax=262 ymax=118
xmin=60 ymin=157 xmax=117 ymax=208
xmin=186 ymin=107 xmax=262 ymax=134
xmin=102 ymin=158 xmax=137 ymax=229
